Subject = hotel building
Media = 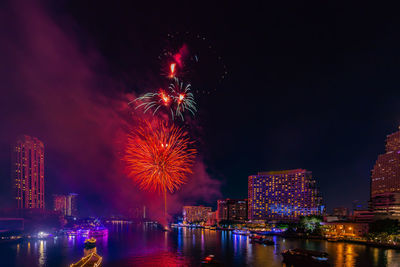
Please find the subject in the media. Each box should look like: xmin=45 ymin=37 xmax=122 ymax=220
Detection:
xmin=248 ymin=169 xmax=323 ymax=221
xmin=182 ymin=206 xmax=212 ymax=223
xmin=12 ymin=135 xmax=45 ymax=209
xmin=217 ymin=199 xmax=248 ymax=222
xmin=371 ymin=127 xmax=400 ymax=219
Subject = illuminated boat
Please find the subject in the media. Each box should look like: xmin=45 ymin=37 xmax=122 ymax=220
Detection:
xmin=282 ymin=249 xmax=330 ymax=266
xmin=70 ymin=238 xmax=102 ymax=267
xmin=201 ymin=254 xmax=221 ymax=265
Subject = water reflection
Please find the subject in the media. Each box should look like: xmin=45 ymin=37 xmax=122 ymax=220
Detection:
xmin=4 ymin=225 xmax=400 ymax=266
xmin=38 ymin=240 xmax=46 ymax=266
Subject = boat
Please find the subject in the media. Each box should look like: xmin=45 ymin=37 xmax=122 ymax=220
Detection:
xmin=70 ymin=238 xmax=102 ymax=267
xmin=201 ymin=254 xmax=221 ymax=265
xmin=282 ymin=249 xmax=330 ymax=266
xmin=250 ymin=235 xmax=274 ymax=245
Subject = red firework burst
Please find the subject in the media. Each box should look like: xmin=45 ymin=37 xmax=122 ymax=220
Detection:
xmin=124 ymin=120 xmax=196 ymax=193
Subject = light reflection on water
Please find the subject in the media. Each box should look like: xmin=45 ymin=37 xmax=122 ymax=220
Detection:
xmin=2 ymin=223 xmax=400 ymax=266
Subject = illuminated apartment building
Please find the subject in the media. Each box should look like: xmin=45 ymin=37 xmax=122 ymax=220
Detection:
xmin=371 ymin=127 xmax=400 ymax=219
xmin=182 ymin=206 xmax=212 ymax=223
xmin=13 ymin=135 xmax=45 ymax=209
xmin=217 ymin=199 xmax=248 ymax=222
xmin=248 ymin=169 xmax=323 ymax=221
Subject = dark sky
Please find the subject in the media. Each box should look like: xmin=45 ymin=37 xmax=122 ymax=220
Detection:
xmin=1 ymin=0 xmax=400 ymax=214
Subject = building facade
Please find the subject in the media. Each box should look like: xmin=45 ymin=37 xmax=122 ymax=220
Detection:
xmin=217 ymin=199 xmax=248 ymax=222
xmin=371 ymin=127 xmax=400 ymax=219
xmin=13 ymin=135 xmax=45 ymax=209
xmin=182 ymin=206 xmax=212 ymax=224
xmin=53 ymin=193 xmax=78 ymax=217
xmin=248 ymin=169 xmax=323 ymax=221
xmin=206 ymin=211 xmax=218 ymax=226
xmin=322 ymin=222 xmax=369 ymax=238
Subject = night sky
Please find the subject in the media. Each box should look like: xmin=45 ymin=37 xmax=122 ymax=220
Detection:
xmin=1 ymin=1 xmax=400 ymax=215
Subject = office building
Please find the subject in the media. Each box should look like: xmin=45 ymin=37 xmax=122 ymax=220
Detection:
xmin=217 ymin=199 xmax=247 ymax=222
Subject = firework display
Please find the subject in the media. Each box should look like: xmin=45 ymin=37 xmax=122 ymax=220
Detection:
xmin=124 ymin=120 xmax=196 ymax=193
xmin=125 ymin=34 xmax=223 ymax=222
xmin=133 ymin=78 xmax=196 ymax=121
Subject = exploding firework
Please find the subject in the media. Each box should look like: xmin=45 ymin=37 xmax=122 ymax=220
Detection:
xmin=124 ymin=120 xmax=197 ymax=193
xmin=132 ymin=78 xmax=196 ymax=121
xmin=169 ymin=78 xmax=197 ymax=120
xmin=131 ymin=89 xmax=174 ymax=117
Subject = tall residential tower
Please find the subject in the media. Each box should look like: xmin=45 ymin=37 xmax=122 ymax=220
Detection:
xmin=13 ymin=135 xmax=45 ymax=209
xmin=371 ymin=127 xmax=400 ymax=219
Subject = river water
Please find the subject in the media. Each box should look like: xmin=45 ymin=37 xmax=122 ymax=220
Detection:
xmin=1 ymin=222 xmax=400 ymax=266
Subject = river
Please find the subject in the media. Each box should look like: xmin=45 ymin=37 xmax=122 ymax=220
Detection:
xmin=1 ymin=222 xmax=400 ymax=266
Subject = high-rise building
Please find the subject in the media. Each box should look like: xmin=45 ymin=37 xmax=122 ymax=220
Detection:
xmin=12 ymin=135 xmax=45 ymax=209
xmin=371 ymin=127 xmax=400 ymax=219
xmin=217 ymin=199 xmax=247 ymax=222
xmin=53 ymin=193 xmax=78 ymax=217
xmin=248 ymin=169 xmax=323 ymax=221
xmin=182 ymin=206 xmax=212 ymax=223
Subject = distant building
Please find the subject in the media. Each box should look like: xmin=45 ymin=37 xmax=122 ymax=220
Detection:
xmin=371 ymin=127 xmax=400 ymax=219
xmin=182 ymin=206 xmax=212 ymax=223
xmin=53 ymin=194 xmax=78 ymax=217
xmin=12 ymin=135 xmax=45 ymax=209
xmin=333 ymin=207 xmax=349 ymax=217
xmin=248 ymin=169 xmax=323 ymax=221
xmin=206 ymin=211 xmax=217 ymax=226
xmin=217 ymin=199 xmax=247 ymax=222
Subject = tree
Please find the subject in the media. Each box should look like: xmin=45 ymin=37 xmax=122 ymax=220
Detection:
xmin=299 ymin=215 xmax=323 ymax=234
xmin=369 ymin=219 xmax=399 ymax=235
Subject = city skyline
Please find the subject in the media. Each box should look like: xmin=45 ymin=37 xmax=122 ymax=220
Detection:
xmin=5 ymin=128 xmax=400 ymax=216
xmin=1 ymin=0 xmax=400 ymax=217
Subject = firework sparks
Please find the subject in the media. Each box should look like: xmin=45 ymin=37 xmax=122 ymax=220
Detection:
xmin=131 ymin=89 xmax=173 ymax=116
xmin=124 ymin=120 xmax=197 ymax=193
xmin=132 ymin=79 xmax=197 ymax=121
xmin=169 ymin=78 xmax=197 ymax=120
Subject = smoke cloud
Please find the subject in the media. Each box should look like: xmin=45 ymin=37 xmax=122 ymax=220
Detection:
xmin=0 ymin=0 xmax=221 ymax=218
